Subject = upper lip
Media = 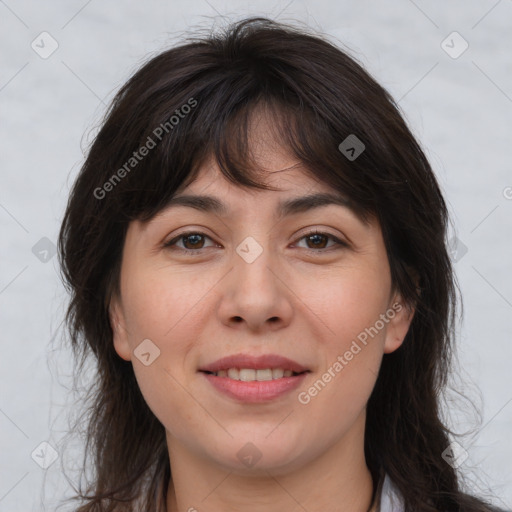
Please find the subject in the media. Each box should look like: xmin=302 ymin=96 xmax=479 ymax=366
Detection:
xmin=199 ymin=354 xmax=310 ymax=373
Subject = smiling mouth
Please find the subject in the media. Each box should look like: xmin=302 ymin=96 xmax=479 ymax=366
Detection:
xmin=201 ymin=368 xmax=308 ymax=381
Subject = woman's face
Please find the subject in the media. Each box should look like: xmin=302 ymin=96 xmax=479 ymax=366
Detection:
xmin=110 ymin=122 xmax=414 ymax=476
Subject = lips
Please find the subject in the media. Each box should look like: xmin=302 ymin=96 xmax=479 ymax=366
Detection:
xmin=198 ymin=353 xmax=310 ymax=374
xmin=201 ymin=371 xmax=308 ymax=402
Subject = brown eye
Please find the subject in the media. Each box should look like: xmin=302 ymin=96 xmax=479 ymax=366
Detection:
xmin=294 ymin=230 xmax=347 ymax=253
xmin=181 ymin=233 xmax=206 ymax=250
xmin=164 ymin=229 xmax=347 ymax=256
xmin=304 ymin=233 xmax=329 ymax=249
xmin=164 ymin=231 xmax=216 ymax=254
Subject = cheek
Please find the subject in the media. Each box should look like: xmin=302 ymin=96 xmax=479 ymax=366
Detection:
xmin=299 ymin=265 xmax=389 ymax=410
xmin=307 ymin=262 xmax=391 ymax=345
xmin=305 ymin=361 xmax=380 ymax=439
xmin=119 ymin=265 xmax=216 ymax=411
xmin=120 ymin=265 xmax=213 ymax=341
xmin=299 ymin=301 xmax=386 ymax=432
xmin=119 ymin=267 xmax=211 ymax=435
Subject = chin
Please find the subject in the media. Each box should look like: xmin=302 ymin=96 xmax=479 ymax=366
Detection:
xmin=205 ymin=434 xmax=307 ymax=474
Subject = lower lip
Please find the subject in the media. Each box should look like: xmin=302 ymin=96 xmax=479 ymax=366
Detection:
xmin=200 ymin=372 xmax=308 ymax=403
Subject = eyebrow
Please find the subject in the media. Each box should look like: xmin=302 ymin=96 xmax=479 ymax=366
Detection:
xmin=160 ymin=192 xmax=369 ymax=225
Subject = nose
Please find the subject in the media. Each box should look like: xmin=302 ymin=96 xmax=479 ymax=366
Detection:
xmin=216 ymin=239 xmax=293 ymax=333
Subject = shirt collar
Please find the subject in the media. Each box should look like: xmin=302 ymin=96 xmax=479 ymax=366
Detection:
xmin=378 ymin=474 xmax=405 ymax=512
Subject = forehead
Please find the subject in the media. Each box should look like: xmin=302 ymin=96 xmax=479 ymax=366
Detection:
xmin=172 ymin=105 xmax=347 ymax=207
xmin=154 ymin=161 xmax=374 ymax=231
xmin=182 ymin=158 xmax=323 ymax=196
xmin=150 ymin=106 xmax=375 ymax=226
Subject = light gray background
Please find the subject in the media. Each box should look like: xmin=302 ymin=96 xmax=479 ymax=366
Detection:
xmin=1 ymin=1 xmax=511 ymax=510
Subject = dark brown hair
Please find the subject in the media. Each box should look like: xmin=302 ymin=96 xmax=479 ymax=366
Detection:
xmin=57 ymin=16 xmax=503 ymax=512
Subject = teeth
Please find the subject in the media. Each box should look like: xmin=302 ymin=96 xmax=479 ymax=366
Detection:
xmin=239 ymin=369 xmax=256 ymax=381
xmin=227 ymin=368 xmax=239 ymax=380
xmin=272 ymin=368 xmax=284 ymax=379
xmin=212 ymin=368 xmax=299 ymax=381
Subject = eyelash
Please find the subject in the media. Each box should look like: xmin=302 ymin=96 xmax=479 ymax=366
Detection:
xmin=163 ymin=229 xmax=348 ymax=256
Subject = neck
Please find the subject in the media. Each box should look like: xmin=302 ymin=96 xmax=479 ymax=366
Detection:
xmin=166 ymin=412 xmax=375 ymax=512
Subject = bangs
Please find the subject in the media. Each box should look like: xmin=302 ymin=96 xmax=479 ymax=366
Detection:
xmin=107 ymin=66 xmax=377 ymax=228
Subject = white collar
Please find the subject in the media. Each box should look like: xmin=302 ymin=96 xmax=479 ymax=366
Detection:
xmin=378 ymin=474 xmax=405 ymax=512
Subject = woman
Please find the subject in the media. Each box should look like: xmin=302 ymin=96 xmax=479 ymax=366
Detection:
xmin=57 ymin=16 xmax=508 ymax=512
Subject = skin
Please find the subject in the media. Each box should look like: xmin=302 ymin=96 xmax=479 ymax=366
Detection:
xmin=109 ymin=110 xmax=415 ymax=512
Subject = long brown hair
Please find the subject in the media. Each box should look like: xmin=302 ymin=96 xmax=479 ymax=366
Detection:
xmin=57 ymin=16 xmax=503 ymax=512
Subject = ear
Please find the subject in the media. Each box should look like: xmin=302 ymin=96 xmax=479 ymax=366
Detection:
xmin=383 ymin=297 xmax=415 ymax=354
xmin=383 ymin=287 xmax=417 ymax=355
xmin=109 ymin=296 xmax=132 ymax=361
xmin=384 ymin=268 xmax=420 ymax=354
